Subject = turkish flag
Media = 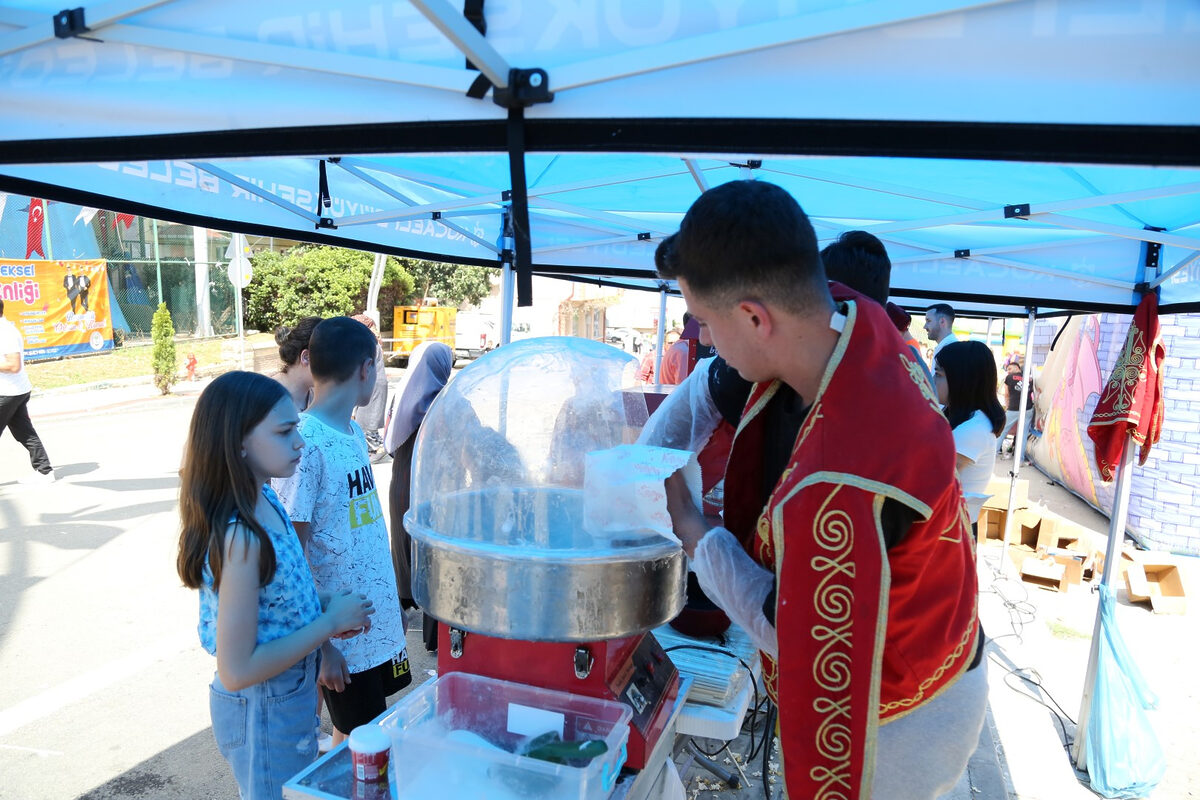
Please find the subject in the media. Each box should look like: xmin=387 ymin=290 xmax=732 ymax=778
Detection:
xmin=26 ymin=197 xmax=45 ymax=258
xmin=1087 ymin=293 xmax=1165 ymax=482
xmin=112 ymin=212 xmax=136 ymax=230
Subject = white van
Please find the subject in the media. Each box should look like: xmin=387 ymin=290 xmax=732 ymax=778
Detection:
xmin=454 ymin=313 xmax=497 ymax=360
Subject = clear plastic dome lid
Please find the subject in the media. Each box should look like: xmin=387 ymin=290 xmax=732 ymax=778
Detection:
xmin=407 ymin=336 xmax=667 ymax=556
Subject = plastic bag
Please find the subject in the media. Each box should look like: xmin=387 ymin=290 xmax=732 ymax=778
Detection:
xmin=1085 ymin=584 xmax=1166 ymax=799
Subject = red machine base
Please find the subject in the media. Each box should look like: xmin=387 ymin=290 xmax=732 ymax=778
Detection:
xmin=436 ymin=628 xmax=679 ymax=770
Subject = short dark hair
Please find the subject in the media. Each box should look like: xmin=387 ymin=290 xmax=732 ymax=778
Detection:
xmin=274 ymin=316 xmax=322 ymax=371
xmin=656 ymin=181 xmax=828 ymax=313
xmin=927 ymin=303 xmax=956 ymax=324
xmin=821 ymin=231 xmax=891 ymax=305
xmin=308 ymin=316 xmax=377 ymax=383
xmin=935 ymin=340 xmax=1005 ymax=435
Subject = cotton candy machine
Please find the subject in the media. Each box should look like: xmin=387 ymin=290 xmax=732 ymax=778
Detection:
xmin=407 ymin=337 xmax=687 ymax=770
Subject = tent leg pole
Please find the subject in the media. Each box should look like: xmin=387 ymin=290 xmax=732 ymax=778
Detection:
xmin=1000 ymin=306 xmax=1037 ymax=576
xmin=499 ymin=260 xmax=514 ymax=346
xmin=1072 ymin=433 xmax=1135 ymax=770
xmin=654 ymin=288 xmax=667 ymax=389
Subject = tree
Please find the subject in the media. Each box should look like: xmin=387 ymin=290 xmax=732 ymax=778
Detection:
xmin=242 ymin=246 xmax=414 ymax=333
xmin=403 ymin=259 xmax=495 ymax=308
xmin=151 ymin=302 xmax=177 ymax=395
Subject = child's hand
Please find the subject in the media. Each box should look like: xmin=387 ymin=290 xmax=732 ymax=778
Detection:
xmin=325 ymin=589 xmax=373 ymax=639
xmin=319 ymin=642 xmax=351 ymax=692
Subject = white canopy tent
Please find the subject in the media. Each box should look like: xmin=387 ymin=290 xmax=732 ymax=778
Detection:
xmin=0 ymin=0 xmax=1197 ymax=318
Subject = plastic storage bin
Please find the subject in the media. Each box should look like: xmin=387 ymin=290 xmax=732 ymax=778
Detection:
xmin=381 ymin=672 xmax=631 ymax=800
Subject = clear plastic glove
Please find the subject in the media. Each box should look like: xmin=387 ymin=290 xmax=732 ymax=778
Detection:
xmin=637 ymin=357 xmax=723 ymax=452
xmin=692 ymin=527 xmax=778 ymax=659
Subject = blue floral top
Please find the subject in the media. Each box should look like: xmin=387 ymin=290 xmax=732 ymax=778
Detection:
xmin=197 ymin=485 xmax=323 ymax=656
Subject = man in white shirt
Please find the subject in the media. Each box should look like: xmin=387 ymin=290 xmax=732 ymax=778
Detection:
xmin=923 ymin=302 xmax=959 ymax=360
xmin=0 ymin=299 xmax=55 ymax=482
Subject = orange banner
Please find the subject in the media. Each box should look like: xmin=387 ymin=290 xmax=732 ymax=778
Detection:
xmin=0 ymin=259 xmax=114 ymax=360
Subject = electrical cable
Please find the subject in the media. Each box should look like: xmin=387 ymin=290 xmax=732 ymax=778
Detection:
xmin=979 ymin=548 xmax=1082 ymax=757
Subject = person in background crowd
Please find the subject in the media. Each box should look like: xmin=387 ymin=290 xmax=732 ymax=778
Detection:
xmin=384 ymin=341 xmax=455 ymax=653
xmin=821 ymin=230 xmax=929 ymax=375
xmin=0 ymin=299 xmax=55 ymax=483
xmin=273 ymin=317 xmax=322 ymax=413
xmin=659 ymin=312 xmax=701 ymax=385
xmin=659 ymin=180 xmax=983 ymax=800
xmin=350 ymin=314 xmax=390 ymax=460
xmin=998 ymin=359 xmax=1034 ymax=456
xmin=924 ymin=302 xmax=958 ymax=361
xmin=935 ymin=340 xmax=1005 ymax=531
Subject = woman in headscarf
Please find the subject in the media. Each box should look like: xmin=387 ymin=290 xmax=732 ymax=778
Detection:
xmin=384 ymin=341 xmax=455 ymax=651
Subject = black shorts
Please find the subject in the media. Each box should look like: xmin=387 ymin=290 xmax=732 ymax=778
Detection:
xmin=323 ymin=651 xmax=412 ymax=734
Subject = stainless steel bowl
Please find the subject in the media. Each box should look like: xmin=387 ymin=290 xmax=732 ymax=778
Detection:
xmin=407 ymin=487 xmax=686 ymax=641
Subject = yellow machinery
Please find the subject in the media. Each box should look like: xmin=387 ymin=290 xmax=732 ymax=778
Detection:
xmin=390 ymin=305 xmax=456 ymax=362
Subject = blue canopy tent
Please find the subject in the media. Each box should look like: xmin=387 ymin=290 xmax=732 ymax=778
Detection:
xmin=0 ymin=0 xmax=1197 ymax=322
xmin=2 ymin=1 xmax=1198 ymax=793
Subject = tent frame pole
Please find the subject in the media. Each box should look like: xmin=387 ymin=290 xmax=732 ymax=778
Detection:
xmin=999 ymin=305 xmax=1037 ymax=577
xmin=653 ymin=287 xmax=667 ymax=389
xmin=1072 ymin=432 xmax=1135 ymax=769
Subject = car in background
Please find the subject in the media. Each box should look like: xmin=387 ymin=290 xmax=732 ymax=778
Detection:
xmin=455 ymin=313 xmax=497 ymax=361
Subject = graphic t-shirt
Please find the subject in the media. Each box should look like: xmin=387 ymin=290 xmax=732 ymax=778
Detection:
xmin=275 ymin=413 xmax=407 ymax=673
xmin=1005 ymin=373 xmax=1031 ymax=411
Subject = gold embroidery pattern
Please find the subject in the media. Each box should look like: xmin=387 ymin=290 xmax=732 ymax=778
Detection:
xmin=938 ymin=500 xmax=969 ymax=544
xmin=879 ymin=598 xmax=978 ymax=715
xmin=1093 ymin=322 xmax=1146 ymax=422
xmin=902 ymin=353 xmax=942 ymax=415
xmin=809 ymin=487 xmax=855 ymax=798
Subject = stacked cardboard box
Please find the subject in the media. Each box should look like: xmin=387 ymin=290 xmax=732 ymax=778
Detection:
xmin=1123 ymin=550 xmax=1187 ymax=614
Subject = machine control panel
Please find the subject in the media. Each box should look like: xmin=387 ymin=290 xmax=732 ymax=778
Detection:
xmin=607 ymin=634 xmax=678 ymax=734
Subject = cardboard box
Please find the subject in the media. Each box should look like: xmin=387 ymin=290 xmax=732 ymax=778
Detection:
xmin=1125 ymin=560 xmax=1187 ymax=614
xmin=977 ymin=507 xmax=1007 ymax=548
xmin=1007 ymin=543 xmax=1036 ymax=573
xmin=1048 ymin=548 xmax=1085 ymax=586
xmin=1021 ymin=556 xmax=1068 ymax=592
xmin=982 ymin=477 xmax=1028 ymax=511
xmin=1013 ymin=509 xmax=1043 ymax=550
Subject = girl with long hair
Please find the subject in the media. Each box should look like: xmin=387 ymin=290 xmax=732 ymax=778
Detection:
xmin=934 ymin=340 xmax=1006 ymax=529
xmin=177 ymin=371 xmax=373 ymax=799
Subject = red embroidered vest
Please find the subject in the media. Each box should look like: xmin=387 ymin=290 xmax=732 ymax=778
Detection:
xmin=722 ymin=289 xmax=979 ymax=799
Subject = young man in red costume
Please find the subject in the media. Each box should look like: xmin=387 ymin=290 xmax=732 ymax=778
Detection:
xmin=662 ymin=180 xmax=985 ymax=800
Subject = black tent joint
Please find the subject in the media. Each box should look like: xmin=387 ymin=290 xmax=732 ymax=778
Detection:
xmin=493 ymin=68 xmax=554 ymax=110
xmin=53 ymin=7 xmax=87 ymax=38
xmin=954 ymin=249 xmax=971 ymax=259
xmin=317 ymin=217 xmax=336 ymax=230
xmin=431 ymin=211 xmax=442 ymax=220
xmin=729 ymin=159 xmax=763 ymax=170
xmin=1004 ymin=203 xmax=1031 ymax=218
xmin=638 ymin=232 xmax=652 ymax=241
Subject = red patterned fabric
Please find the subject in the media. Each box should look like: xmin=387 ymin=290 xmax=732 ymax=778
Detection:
xmin=1087 ymin=293 xmax=1166 ymax=482
xmin=722 ymin=287 xmax=979 ymax=799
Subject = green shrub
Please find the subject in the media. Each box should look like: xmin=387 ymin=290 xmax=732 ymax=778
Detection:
xmin=243 ymin=246 xmax=416 ymax=333
xmin=151 ymin=303 xmax=177 ymax=395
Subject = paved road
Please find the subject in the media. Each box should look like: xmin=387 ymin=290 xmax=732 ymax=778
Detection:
xmin=0 ymin=381 xmax=435 ymax=800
